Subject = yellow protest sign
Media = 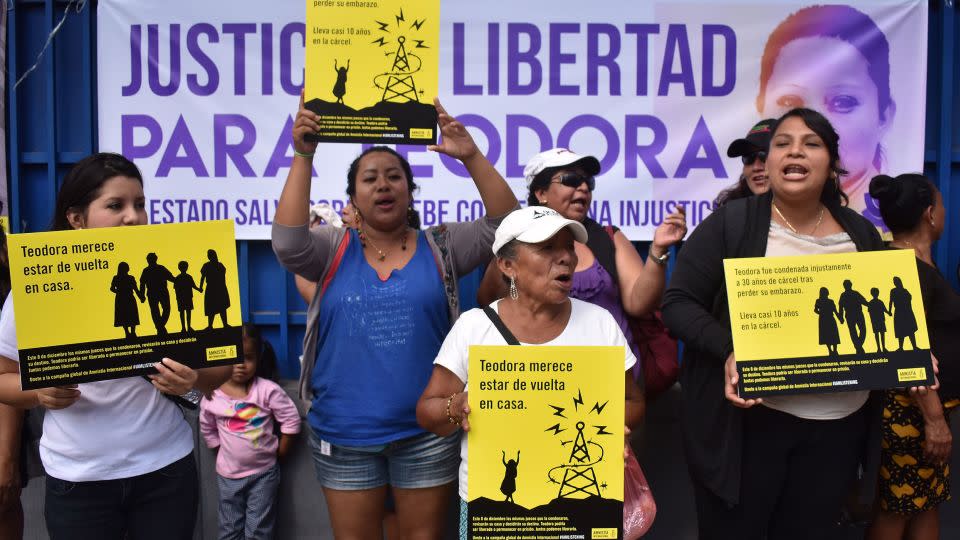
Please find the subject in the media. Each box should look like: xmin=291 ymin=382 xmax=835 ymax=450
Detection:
xmin=305 ymin=0 xmax=440 ymax=144
xmin=8 ymin=220 xmax=243 ymax=389
xmin=468 ymin=345 xmax=624 ymax=539
xmin=724 ymin=250 xmax=933 ymax=397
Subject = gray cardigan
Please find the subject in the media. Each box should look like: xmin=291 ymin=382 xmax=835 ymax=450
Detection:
xmin=272 ymin=212 xmax=511 ymax=403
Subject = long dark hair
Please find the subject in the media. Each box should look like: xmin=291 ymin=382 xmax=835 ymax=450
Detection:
xmin=346 ymin=146 xmax=421 ymax=228
xmin=713 ymin=176 xmax=754 ymax=207
xmin=770 ymin=108 xmax=849 ymax=207
xmin=241 ymin=322 xmax=278 ymax=382
xmin=868 ymin=173 xmax=937 ymax=235
xmin=52 ymin=153 xmax=144 ymax=231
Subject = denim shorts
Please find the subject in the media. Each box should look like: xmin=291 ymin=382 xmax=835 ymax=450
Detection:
xmin=308 ymin=429 xmax=459 ymax=490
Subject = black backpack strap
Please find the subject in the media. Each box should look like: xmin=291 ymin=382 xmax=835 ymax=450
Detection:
xmin=582 ymin=218 xmax=618 ymax=283
xmin=482 ymin=305 xmax=521 ymax=345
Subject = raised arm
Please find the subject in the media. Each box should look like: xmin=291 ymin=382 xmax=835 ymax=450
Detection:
xmin=616 ymin=207 xmax=687 ymax=317
xmin=427 ymin=98 xmax=517 ymax=218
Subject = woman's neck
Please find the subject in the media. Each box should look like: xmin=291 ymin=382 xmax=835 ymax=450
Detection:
xmin=890 ymin=230 xmax=934 ymax=265
xmin=362 ymin=222 xmax=409 ymax=244
xmin=771 ymin=195 xmax=823 ymax=235
xmin=499 ymin=296 xmax=571 ymax=344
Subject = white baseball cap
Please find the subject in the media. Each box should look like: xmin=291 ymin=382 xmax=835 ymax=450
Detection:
xmin=492 ymin=207 xmax=588 ymax=256
xmin=522 ymin=148 xmax=601 ymax=187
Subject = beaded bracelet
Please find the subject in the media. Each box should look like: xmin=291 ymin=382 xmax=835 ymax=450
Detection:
xmin=445 ymin=393 xmax=461 ymax=425
xmin=293 ymin=149 xmax=315 ymax=159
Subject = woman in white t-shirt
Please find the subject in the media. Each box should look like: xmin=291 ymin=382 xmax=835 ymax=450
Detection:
xmin=415 ymin=207 xmax=645 ymax=540
xmin=0 ymin=153 xmax=232 ymax=540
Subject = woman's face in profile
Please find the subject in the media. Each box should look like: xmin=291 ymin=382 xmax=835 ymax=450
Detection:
xmin=761 ymin=36 xmax=891 ymax=182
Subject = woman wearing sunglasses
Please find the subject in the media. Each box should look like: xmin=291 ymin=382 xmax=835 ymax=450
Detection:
xmin=714 ymin=119 xmax=776 ymax=207
xmin=479 ymin=148 xmax=686 ymax=364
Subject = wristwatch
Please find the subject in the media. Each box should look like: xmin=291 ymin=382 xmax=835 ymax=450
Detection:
xmin=649 ymin=246 xmax=670 ymax=266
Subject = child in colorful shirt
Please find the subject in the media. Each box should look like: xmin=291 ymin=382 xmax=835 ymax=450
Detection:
xmin=200 ymin=323 xmax=301 ymax=540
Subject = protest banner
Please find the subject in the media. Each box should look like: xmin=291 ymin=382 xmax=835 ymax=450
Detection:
xmin=724 ymin=249 xmax=934 ymax=398
xmin=8 ymin=220 xmax=242 ymax=389
xmin=468 ymin=345 xmax=624 ymax=539
xmin=97 ymin=0 xmax=927 ymax=239
xmin=304 ymin=0 xmax=440 ymax=144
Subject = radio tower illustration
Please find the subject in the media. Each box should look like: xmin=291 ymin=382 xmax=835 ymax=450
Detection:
xmin=380 ymin=36 xmax=419 ymax=103
xmin=557 ymin=421 xmax=602 ymax=498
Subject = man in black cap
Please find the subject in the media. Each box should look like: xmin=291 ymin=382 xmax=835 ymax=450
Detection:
xmin=715 ymin=119 xmax=777 ymax=207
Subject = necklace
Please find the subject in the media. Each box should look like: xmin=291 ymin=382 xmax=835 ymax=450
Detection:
xmin=773 ymin=203 xmax=824 ymax=236
xmin=890 ymin=239 xmax=914 ymax=249
xmin=359 ymin=226 xmax=409 ymax=262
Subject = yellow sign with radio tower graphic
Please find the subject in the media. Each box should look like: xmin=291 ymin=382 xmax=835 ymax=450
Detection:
xmin=305 ymin=0 xmax=440 ymax=144
xmin=468 ymin=346 xmax=625 ymax=539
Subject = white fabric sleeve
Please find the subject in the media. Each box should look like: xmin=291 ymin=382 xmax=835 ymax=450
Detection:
xmin=0 ymin=295 xmax=19 ymax=362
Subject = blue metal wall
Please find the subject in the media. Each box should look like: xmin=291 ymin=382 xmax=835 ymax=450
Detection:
xmin=7 ymin=0 xmax=960 ymax=377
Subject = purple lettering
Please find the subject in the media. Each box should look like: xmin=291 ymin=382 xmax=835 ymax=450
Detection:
xmin=147 ymin=24 xmax=180 ymax=96
xmin=556 ymin=115 xmax=618 ymax=173
xmin=506 ymin=115 xmax=553 ymax=178
xmin=261 ymin=23 xmax=274 ymax=95
xmin=702 ymin=25 xmax=736 ymax=97
xmin=507 ymin=23 xmax=542 ymax=95
xmin=624 ymin=24 xmax=658 ymax=96
xmin=658 ymin=25 xmax=695 ymax=97
xmin=157 ymin=115 xmax=208 ymax=177
xmin=488 ymin=23 xmax=500 ymax=95
xmin=587 ymin=24 xmax=621 ymax=96
xmin=549 ymin=23 xmax=579 ymax=95
xmin=396 ymin=146 xmax=433 ymax=178
xmin=186 ymin=24 xmax=219 ymax=96
xmin=214 ymin=115 xmax=257 ymax=177
xmin=263 ymin=116 xmax=318 ymax=177
xmin=121 ymin=114 xmax=163 ymax=160
xmin=624 ymin=115 xmax=667 ymax=178
xmin=280 ymin=23 xmax=305 ymax=96
xmin=439 ymin=114 xmax=500 ymax=178
xmin=222 ymin=23 xmax=257 ymax=95
xmin=675 ymin=116 xmax=725 ymax=178
xmin=453 ymin=23 xmax=482 ymax=95
xmin=122 ymin=25 xmax=143 ymax=96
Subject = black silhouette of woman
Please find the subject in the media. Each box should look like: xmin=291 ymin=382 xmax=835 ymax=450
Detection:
xmin=333 ymin=59 xmax=350 ymax=104
xmin=888 ymin=276 xmax=918 ymax=350
xmin=111 ymin=262 xmax=144 ymax=338
xmin=814 ymin=287 xmax=842 ymax=356
xmin=200 ymin=249 xmax=231 ymax=330
xmin=500 ymin=450 xmax=520 ymax=503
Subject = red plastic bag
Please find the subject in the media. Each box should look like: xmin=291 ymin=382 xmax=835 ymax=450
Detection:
xmin=624 ymin=444 xmax=656 ymax=539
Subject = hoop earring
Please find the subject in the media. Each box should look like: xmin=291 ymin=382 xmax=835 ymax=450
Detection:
xmin=509 ymin=276 xmax=519 ymax=301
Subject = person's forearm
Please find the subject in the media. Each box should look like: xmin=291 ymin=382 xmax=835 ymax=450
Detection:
xmin=0 ymin=374 xmax=38 ymax=410
xmin=417 ymin=395 xmax=462 ymax=437
xmin=0 ymin=404 xmax=23 ymax=465
xmin=626 ymin=262 xmax=667 ymax=317
xmin=275 ymin=155 xmax=314 ymax=226
xmin=278 ymin=433 xmax=296 ymax=460
xmin=625 ymin=397 xmax=645 ymax=430
xmin=462 ymin=153 xmax=517 ymax=218
xmin=914 ymin=390 xmax=946 ymax=424
xmin=194 ymin=365 xmax=232 ymax=395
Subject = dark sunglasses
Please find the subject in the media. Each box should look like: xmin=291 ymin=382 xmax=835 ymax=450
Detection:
xmin=741 ymin=151 xmax=767 ymax=165
xmin=551 ymin=172 xmax=596 ymax=191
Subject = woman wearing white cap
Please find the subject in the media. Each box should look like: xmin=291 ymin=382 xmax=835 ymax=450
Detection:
xmin=417 ymin=206 xmax=645 ymax=540
xmin=478 ymin=148 xmax=686 ymax=394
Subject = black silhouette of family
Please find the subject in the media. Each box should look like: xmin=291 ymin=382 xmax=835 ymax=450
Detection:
xmin=813 ymin=277 xmax=919 ymax=356
xmin=109 ymin=249 xmax=231 ymax=338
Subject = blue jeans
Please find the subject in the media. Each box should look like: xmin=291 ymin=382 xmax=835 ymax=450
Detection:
xmin=44 ymin=453 xmax=198 ymax=540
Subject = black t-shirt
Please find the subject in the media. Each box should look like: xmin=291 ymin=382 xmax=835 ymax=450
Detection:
xmin=917 ymin=258 xmax=960 ymax=399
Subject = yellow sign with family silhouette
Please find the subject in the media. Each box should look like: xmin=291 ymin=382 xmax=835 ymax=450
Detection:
xmin=304 ymin=0 xmax=440 ymax=144
xmin=467 ymin=345 xmax=624 ymax=539
xmin=724 ymin=249 xmax=933 ymax=397
xmin=8 ymin=220 xmax=242 ymax=389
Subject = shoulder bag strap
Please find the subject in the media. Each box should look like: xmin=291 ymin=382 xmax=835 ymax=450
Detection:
xmin=482 ymin=305 xmax=521 ymax=345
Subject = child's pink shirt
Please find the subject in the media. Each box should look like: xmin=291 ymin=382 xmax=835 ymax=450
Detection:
xmin=199 ymin=377 xmax=302 ymax=479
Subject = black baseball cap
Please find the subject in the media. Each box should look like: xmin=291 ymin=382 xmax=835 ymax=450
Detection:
xmin=726 ymin=119 xmax=777 ymax=158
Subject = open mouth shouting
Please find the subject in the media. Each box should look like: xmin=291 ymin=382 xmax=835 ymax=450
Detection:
xmin=782 ymin=164 xmax=809 ymax=181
